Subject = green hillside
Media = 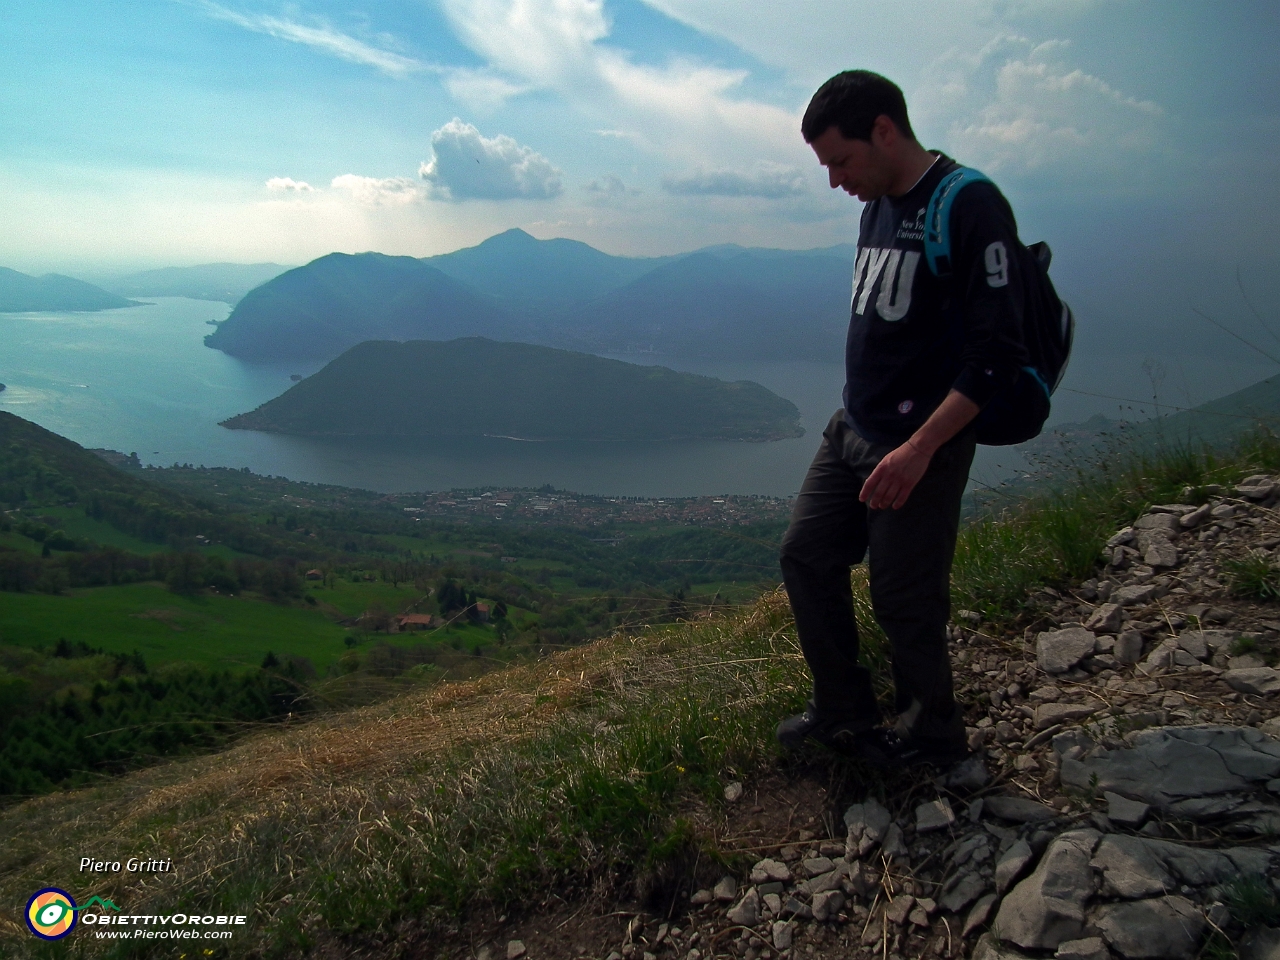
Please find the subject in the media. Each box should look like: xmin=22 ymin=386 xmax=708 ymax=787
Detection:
xmin=221 ymin=337 xmax=805 ymax=441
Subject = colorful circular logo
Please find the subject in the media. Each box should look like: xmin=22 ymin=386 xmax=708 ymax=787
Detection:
xmin=26 ymin=888 xmax=78 ymax=940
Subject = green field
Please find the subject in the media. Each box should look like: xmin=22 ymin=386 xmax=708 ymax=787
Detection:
xmin=0 ymin=583 xmax=349 ymax=671
xmin=308 ymin=577 xmax=428 ymax=618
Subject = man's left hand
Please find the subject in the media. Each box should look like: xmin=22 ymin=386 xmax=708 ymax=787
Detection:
xmin=860 ymin=440 xmax=931 ymax=510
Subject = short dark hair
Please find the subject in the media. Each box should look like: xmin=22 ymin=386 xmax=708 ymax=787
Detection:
xmin=801 ymin=70 xmax=915 ymax=144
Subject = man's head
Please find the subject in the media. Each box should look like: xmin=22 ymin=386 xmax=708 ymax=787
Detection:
xmin=802 ymin=71 xmax=928 ymax=202
xmin=801 ymin=70 xmax=915 ymax=145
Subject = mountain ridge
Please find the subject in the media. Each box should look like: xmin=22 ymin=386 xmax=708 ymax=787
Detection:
xmin=0 ymin=266 xmax=141 ymax=312
xmin=203 ymin=230 xmax=855 ymax=366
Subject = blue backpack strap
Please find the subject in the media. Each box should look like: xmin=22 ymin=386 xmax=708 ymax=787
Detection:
xmin=924 ymin=166 xmax=992 ymax=277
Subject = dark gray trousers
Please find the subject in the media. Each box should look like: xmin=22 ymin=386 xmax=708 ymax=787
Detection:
xmin=779 ymin=410 xmax=975 ymax=745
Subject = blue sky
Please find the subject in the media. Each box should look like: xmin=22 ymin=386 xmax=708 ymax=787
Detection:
xmin=1 ymin=0 xmax=1277 ymax=295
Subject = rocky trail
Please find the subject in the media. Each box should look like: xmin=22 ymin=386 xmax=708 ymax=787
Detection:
xmin=451 ymin=474 xmax=1280 ymax=960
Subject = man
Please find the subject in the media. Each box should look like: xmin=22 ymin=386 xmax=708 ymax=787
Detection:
xmin=776 ymin=70 xmax=1027 ymax=767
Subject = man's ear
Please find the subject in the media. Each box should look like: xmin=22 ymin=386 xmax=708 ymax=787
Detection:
xmin=870 ymin=114 xmax=898 ymax=149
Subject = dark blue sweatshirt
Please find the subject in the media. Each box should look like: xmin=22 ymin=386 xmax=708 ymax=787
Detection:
xmin=843 ymin=154 xmax=1027 ymax=445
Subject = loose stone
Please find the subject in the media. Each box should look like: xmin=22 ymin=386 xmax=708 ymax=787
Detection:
xmin=916 ymin=798 xmax=956 ymax=833
xmin=713 ymin=876 xmax=737 ymax=901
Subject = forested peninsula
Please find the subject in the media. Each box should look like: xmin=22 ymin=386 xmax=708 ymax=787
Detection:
xmin=221 ymin=338 xmax=804 ymax=442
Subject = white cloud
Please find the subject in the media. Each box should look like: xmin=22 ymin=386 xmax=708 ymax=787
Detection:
xmin=265 ymin=177 xmax=316 ymax=193
xmin=419 ymin=119 xmax=563 ymax=201
xmin=584 ymin=174 xmax=642 ymax=204
xmin=662 ymin=163 xmax=807 ymax=198
xmin=438 ymin=0 xmax=804 ymax=166
xmin=917 ymin=36 xmax=1166 ymax=180
xmin=443 ymin=68 xmax=530 ymax=110
xmin=195 ymin=1 xmax=423 ymax=76
xmin=330 ymin=174 xmax=423 ymax=205
xmin=586 ymin=174 xmax=628 ymax=196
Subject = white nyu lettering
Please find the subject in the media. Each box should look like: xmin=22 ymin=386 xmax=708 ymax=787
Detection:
xmin=854 ymin=248 xmax=893 ymax=314
xmin=875 ymin=250 xmax=919 ymax=322
xmin=849 ymin=247 xmax=870 ymax=309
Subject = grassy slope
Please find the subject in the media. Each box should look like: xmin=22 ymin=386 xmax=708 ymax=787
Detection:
xmin=0 ymin=584 xmax=348 ymax=671
xmin=0 ymin=594 xmax=807 ymax=955
xmin=7 ymin=429 xmax=1276 ymax=955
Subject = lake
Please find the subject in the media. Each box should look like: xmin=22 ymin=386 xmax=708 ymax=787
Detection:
xmin=1 ymin=297 xmax=1034 ymax=498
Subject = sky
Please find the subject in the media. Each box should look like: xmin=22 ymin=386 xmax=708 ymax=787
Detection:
xmin=3 ymin=0 xmax=1280 ymax=411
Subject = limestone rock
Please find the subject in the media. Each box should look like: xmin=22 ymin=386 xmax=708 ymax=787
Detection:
xmin=749 ymin=858 xmax=791 ymax=884
xmin=885 ymin=895 xmax=916 ymax=926
xmin=944 ymin=755 xmax=992 ymax=792
xmin=1038 ymin=628 xmax=1099 ymax=674
xmin=1092 ymin=895 xmax=1204 ymax=960
xmin=1226 ymin=667 xmax=1280 ymax=696
xmin=1240 ymin=927 xmax=1280 ymax=960
xmin=881 ymin=822 xmax=908 ymax=859
xmin=844 ymin=797 xmax=892 ymax=858
xmin=811 ymin=889 xmax=845 ymax=922
xmin=996 ymin=839 xmax=1034 ymax=894
xmin=1134 ymin=513 xmax=1181 ymax=536
xmin=1104 ymin=791 xmax=1150 ymax=827
xmin=1059 ymin=725 xmax=1280 ymax=809
xmin=726 ymin=889 xmax=760 ymax=926
xmin=1085 ymin=603 xmax=1124 ymax=634
xmin=940 ymin=871 xmax=988 ymax=914
xmin=780 ymin=896 xmax=811 ymax=920
xmin=1115 ymin=630 xmax=1145 ymax=664
xmin=797 ymin=868 xmax=843 ymax=897
xmin=994 ymin=829 xmax=1100 ymax=951
xmin=1090 ymin=835 xmax=1175 ymax=898
xmin=771 ymin=920 xmax=793 ymax=951
xmin=1139 ymin=837 xmax=1271 ymax=886
xmin=1054 ymin=937 xmax=1110 ymax=960
xmin=713 ymin=876 xmax=737 ymax=901
xmin=1137 ymin=638 xmax=1182 ymax=675
xmin=916 ymin=798 xmax=956 ymax=833
xmin=984 ymin=796 xmax=1058 ymax=823
xmin=1143 ymin=536 xmax=1179 ymax=568
xmin=963 ymin=893 xmax=999 ymax=938
xmin=972 ymin=933 xmax=1032 ymax=960
xmin=1180 ymin=503 xmax=1213 ymax=528
xmin=1239 ymin=480 xmax=1277 ymax=500
xmin=800 ymin=856 xmax=834 ymax=878
xmin=1114 ymin=583 xmax=1157 ymax=606
xmin=1035 ymin=702 xmax=1100 ymax=730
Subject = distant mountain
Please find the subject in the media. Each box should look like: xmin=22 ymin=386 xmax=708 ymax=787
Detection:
xmin=204 ymin=253 xmax=515 ymax=363
xmin=0 ymin=267 xmax=140 ymax=312
xmin=1023 ymin=374 xmax=1280 ymax=465
xmin=221 ymin=338 xmax=804 ymax=442
xmin=202 ymin=231 xmax=856 ymax=366
xmin=550 ymin=249 xmax=851 ymax=361
xmin=425 ymin=228 xmax=672 ymax=314
xmin=105 ymin=263 xmax=293 ymax=304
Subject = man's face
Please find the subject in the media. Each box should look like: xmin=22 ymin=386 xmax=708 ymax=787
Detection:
xmin=810 ymin=124 xmax=893 ymax=202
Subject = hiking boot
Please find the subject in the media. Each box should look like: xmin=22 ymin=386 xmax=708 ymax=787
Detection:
xmin=775 ymin=702 xmax=871 ymax=756
xmin=853 ymin=727 xmax=970 ymax=770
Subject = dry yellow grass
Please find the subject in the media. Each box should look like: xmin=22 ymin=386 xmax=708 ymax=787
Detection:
xmin=0 ymin=590 xmax=805 ymax=954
